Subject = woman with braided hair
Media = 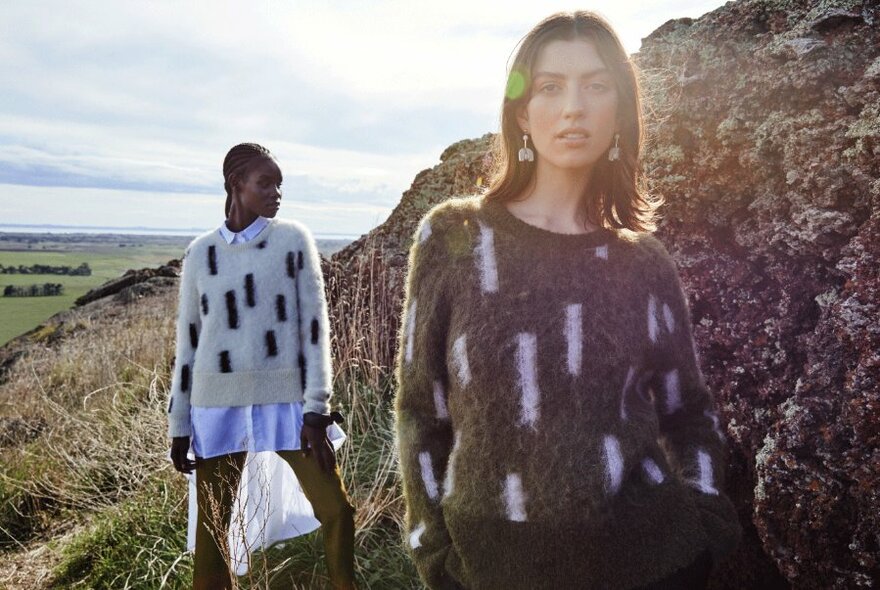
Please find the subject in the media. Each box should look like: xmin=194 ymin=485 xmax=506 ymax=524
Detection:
xmin=167 ymin=143 xmax=356 ymax=589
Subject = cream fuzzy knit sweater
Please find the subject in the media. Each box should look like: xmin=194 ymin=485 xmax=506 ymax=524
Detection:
xmin=167 ymin=217 xmax=332 ymax=438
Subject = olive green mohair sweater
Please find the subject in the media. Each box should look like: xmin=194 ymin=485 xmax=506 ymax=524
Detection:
xmin=393 ymin=195 xmax=743 ymax=590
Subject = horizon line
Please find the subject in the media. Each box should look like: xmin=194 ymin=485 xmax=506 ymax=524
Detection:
xmin=0 ymin=222 xmax=363 ymax=239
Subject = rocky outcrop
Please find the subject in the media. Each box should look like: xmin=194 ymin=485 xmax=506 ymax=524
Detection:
xmin=327 ymin=135 xmax=493 ymax=373
xmin=74 ymin=261 xmax=180 ymax=306
xmin=327 ymin=1 xmax=880 ymax=588
xmin=634 ymin=1 xmax=879 ymax=588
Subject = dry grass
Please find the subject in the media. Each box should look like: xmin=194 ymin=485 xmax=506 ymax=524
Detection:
xmin=0 ymin=239 xmax=418 ymax=589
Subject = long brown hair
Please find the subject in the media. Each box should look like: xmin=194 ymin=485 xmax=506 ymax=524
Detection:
xmin=484 ymin=11 xmax=661 ymax=233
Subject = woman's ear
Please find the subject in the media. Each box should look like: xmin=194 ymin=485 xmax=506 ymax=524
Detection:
xmin=516 ymin=105 xmax=530 ymax=135
xmin=228 ymin=172 xmax=242 ymax=198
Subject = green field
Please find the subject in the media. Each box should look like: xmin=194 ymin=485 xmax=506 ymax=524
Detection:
xmin=0 ymin=235 xmax=190 ymax=346
xmin=0 ymin=232 xmax=354 ymax=347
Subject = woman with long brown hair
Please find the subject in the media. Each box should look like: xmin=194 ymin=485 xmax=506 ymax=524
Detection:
xmin=394 ymin=11 xmax=742 ymax=590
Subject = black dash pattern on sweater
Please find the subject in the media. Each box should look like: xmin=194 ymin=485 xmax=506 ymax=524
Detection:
xmin=201 ymin=293 xmax=209 ymax=315
xmin=286 ymin=251 xmax=296 ymax=278
xmin=208 ymin=245 xmax=218 ymax=275
xmin=276 ymin=294 xmax=287 ymax=321
xmin=265 ymin=330 xmax=278 ymax=357
xmin=180 ymin=363 xmax=190 ymax=392
xmin=219 ymin=350 xmax=232 ymax=373
xmin=311 ymin=318 xmax=319 ymax=345
xmin=225 ymin=290 xmax=239 ymax=329
xmin=189 ymin=323 xmax=199 ymax=348
xmin=245 ymin=273 xmax=256 ymax=307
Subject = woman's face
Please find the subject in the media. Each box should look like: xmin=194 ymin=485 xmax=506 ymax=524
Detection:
xmin=233 ymin=157 xmax=283 ymax=218
xmin=517 ymin=37 xmax=619 ymax=174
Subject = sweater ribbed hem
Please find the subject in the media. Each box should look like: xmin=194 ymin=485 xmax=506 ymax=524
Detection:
xmin=441 ymin=478 xmax=712 ymax=590
xmin=480 ymin=194 xmax=616 ymax=250
xmin=190 ymin=368 xmax=304 ymax=407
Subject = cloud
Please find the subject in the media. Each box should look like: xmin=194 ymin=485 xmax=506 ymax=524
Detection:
xmin=0 ymin=0 xmax=726 ymax=234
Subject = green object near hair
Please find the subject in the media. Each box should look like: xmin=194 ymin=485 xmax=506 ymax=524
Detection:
xmin=505 ymin=69 xmax=527 ymax=100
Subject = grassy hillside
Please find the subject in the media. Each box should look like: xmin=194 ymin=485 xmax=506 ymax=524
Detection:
xmin=0 ymin=237 xmax=188 ymax=346
xmin=0 ymin=244 xmax=417 ymax=589
xmin=0 ymin=233 xmax=353 ymax=347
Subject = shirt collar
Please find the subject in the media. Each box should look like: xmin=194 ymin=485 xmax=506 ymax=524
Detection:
xmin=218 ymin=216 xmax=270 ymax=244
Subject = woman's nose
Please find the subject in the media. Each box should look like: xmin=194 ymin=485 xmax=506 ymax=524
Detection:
xmin=562 ymin=88 xmax=587 ymax=118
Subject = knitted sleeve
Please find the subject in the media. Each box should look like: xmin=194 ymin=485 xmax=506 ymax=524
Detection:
xmin=167 ymin=243 xmax=200 ymax=438
xmin=647 ymin=245 xmax=743 ymax=565
xmin=296 ymin=225 xmax=333 ymax=416
xmin=393 ymin=206 xmax=461 ymax=590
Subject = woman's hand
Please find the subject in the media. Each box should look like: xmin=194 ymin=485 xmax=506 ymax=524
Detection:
xmin=171 ymin=436 xmax=196 ymax=474
xmin=300 ymin=423 xmax=336 ymax=474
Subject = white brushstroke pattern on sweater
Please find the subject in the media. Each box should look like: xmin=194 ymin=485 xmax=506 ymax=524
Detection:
xmin=516 ymin=332 xmax=541 ymax=428
xmin=503 ymin=473 xmax=528 ymax=521
xmin=475 ymin=220 xmax=499 ymax=293
xmin=565 ymin=303 xmax=583 ymax=376
xmin=695 ymin=448 xmax=719 ymax=495
xmin=409 ymin=521 xmax=426 ymax=548
xmin=452 ymin=333 xmax=471 ymax=386
xmin=433 ymin=380 xmax=449 ymax=419
xmin=603 ymin=434 xmax=624 ymax=494
xmin=648 ymin=294 xmax=660 ymax=343
xmin=419 ymin=451 xmax=439 ymax=500
xmin=442 ymin=430 xmax=462 ymax=499
xmin=642 ymin=457 xmax=665 ymax=484
xmin=663 ymin=369 xmax=682 ymax=414
xmin=405 ymin=298 xmax=417 ymax=364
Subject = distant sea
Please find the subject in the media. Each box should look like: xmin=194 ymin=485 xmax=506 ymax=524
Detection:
xmin=0 ymin=223 xmax=361 ymax=241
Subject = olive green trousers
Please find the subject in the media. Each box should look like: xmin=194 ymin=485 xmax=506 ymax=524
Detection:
xmin=192 ymin=450 xmax=356 ymax=590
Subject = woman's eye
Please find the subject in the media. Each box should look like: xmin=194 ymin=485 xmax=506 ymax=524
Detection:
xmin=540 ymin=83 xmax=560 ymax=93
xmin=589 ymin=82 xmax=609 ymax=92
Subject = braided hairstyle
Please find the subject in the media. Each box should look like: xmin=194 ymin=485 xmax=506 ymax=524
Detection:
xmin=222 ymin=143 xmax=275 ymax=218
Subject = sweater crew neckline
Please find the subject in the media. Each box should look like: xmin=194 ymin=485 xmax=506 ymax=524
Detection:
xmin=481 ymin=195 xmax=615 ymax=249
xmin=214 ymin=216 xmax=280 ymax=250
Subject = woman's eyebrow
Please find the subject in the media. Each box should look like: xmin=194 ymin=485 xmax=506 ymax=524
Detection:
xmin=533 ymin=67 xmax=610 ymax=80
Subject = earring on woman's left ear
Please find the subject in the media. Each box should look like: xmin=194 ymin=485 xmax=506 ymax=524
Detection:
xmin=608 ymin=133 xmax=621 ymax=161
xmin=518 ymin=133 xmax=535 ymax=162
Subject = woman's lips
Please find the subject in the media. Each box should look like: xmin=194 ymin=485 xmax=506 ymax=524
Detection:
xmin=556 ymin=133 xmax=590 ymax=147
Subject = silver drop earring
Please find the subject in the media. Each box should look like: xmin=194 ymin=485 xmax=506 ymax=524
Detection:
xmin=608 ymin=133 xmax=621 ymax=161
xmin=518 ymin=133 xmax=535 ymax=162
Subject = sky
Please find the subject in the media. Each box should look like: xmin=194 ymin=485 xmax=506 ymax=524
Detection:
xmin=0 ymin=1 xmax=726 ymax=238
